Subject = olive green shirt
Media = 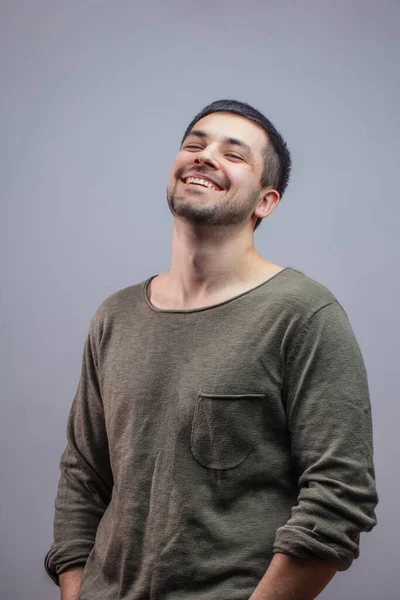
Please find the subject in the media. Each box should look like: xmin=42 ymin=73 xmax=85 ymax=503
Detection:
xmin=45 ymin=267 xmax=378 ymax=600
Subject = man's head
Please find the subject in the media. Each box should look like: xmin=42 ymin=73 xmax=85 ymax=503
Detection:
xmin=167 ymin=99 xmax=291 ymax=231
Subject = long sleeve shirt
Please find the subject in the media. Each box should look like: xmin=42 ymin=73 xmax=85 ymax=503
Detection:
xmin=45 ymin=267 xmax=378 ymax=600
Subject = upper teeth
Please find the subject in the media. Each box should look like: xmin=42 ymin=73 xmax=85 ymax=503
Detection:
xmin=185 ymin=176 xmax=216 ymax=190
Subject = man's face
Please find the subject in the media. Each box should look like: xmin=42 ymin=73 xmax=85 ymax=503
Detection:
xmin=167 ymin=112 xmax=268 ymax=227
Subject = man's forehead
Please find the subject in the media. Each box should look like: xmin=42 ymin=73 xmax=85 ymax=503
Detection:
xmin=187 ymin=112 xmax=268 ymax=147
xmin=191 ymin=112 xmax=267 ymax=143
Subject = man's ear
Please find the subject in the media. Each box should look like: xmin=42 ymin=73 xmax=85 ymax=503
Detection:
xmin=254 ymin=188 xmax=280 ymax=221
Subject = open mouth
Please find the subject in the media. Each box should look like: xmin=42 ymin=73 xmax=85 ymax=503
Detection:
xmin=181 ymin=175 xmax=223 ymax=191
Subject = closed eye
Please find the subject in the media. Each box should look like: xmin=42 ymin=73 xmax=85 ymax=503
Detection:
xmin=226 ymin=153 xmax=243 ymax=160
xmin=183 ymin=145 xmax=244 ymax=161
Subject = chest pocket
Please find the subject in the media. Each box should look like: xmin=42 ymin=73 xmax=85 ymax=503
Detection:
xmin=190 ymin=392 xmax=265 ymax=470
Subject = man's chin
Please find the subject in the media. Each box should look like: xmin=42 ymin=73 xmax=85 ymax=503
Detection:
xmin=167 ymin=200 xmax=218 ymax=226
xmin=167 ymin=192 xmax=252 ymax=227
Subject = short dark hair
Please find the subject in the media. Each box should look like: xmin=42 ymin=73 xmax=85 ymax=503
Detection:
xmin=181 ymin=99 xmax=292 ymax=230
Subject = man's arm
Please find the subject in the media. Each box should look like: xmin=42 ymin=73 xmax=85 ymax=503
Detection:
xmin=248 ymin=553 xmax=337 ymax=600
xmin=45 ymin=317 xmax=113 ymax=585
xmin=59 ymin=567 xmax=84 ymax=600
xmin=250 ymin=301 xmax=378 ymax=598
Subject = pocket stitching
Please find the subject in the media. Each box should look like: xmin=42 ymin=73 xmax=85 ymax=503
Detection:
xmin=190 ymin=392 xmax=265 ymax=470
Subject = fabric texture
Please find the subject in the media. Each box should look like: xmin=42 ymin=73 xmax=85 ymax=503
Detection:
xmin=45 ymin=267 xmax=378 ymax=600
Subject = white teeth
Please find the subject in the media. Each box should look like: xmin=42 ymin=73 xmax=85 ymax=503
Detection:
xmin=185 ymin=176 xmax=216 ymax=190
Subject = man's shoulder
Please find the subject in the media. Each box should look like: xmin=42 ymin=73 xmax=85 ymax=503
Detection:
xmin=89 ymin=276 xmax=151 ymax=328
xmin=272 ymin=267 xmax=341 ymax=315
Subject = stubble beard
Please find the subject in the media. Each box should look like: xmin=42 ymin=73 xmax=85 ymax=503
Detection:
xmin=167 ymin=182 xmax=261 ymax=227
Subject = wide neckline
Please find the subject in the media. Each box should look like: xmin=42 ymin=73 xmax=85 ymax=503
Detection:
xmin=143 ymin=267 xmax=292 ymax=314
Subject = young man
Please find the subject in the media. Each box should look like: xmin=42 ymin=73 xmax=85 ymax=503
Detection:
xmin=45 ymin=100 xmax=378 ymax=600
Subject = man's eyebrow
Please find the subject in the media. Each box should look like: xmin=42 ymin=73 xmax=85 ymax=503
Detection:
xmin=185 ymin=129 xmax=253 ymax=156
xmin=224 ymin=136 xmax=253 ymax=157
xmin=186 ymin=129 xmax=208 ymax=140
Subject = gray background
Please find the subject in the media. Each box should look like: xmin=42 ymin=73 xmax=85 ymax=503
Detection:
xmin=1 ymin=0 xmax=398 ymax=598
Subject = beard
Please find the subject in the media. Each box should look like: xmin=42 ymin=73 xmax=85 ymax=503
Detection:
xmin=167 ymin=182 xmax=261 ymax=227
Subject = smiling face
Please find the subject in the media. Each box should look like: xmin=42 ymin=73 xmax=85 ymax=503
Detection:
xmin=167 ymin=112 xmax=272 ymax=227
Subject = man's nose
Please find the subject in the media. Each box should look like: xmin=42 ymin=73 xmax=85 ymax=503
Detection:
xmin=194 ymin=147 xmax=218 ymax=168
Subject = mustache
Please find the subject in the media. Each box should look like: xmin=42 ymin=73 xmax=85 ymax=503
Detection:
xmin=175 ymin=166 xmax=229 ymax=190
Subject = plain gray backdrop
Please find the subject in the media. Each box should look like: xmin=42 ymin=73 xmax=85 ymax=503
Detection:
xmin=1 ymin=1 xmax=399 ymax=598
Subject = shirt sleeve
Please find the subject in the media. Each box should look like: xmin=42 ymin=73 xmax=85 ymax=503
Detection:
xmin=273 ymin=301 xmax=378 ymax=570
xmin=44 ymin=321 xmax=113 ymax=585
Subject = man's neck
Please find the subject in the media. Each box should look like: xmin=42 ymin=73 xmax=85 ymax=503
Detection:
xmin=149 ymin=222 xmax=283 ymax=310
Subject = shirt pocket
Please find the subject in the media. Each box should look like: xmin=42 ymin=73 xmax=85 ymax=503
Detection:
xmin=190 ymin=392 xmax=265 ymax=470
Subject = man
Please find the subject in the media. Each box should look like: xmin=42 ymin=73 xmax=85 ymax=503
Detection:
xmin=45 ymin=99 xmax=378 ymax=600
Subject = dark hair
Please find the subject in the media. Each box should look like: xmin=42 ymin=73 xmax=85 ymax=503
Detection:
xmin=181 ymin=99 xmax=292 ymax=230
